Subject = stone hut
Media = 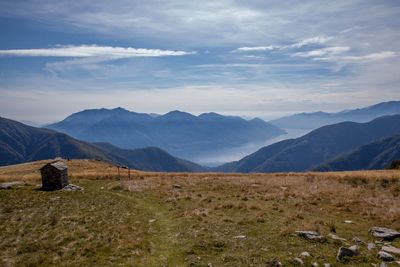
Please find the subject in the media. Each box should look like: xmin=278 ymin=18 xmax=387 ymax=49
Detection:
xmin=40 ymin=161 xmax=69 ymax=190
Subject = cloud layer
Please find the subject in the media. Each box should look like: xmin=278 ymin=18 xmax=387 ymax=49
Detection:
xmin=0 ymin=45 xmax=194 ymax=60
xmin=0 ymin=1 xmax=399 ymax=124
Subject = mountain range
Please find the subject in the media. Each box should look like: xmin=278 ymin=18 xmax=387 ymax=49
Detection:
xmin=0 ymin=117 xmax=202 ymax=172
xmin=315 ymin=134 xmax=400 ymax=171
xmin=217 ymin=115 xmax=400 ymax=172
xmin=269 ymin=101 xmax=400 ymax=130
xmin=46 ymin=108 xmax=285 ymax=161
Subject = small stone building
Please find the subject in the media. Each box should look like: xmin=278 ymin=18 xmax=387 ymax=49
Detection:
xmin=40 ymin=161 xmax=69 ymax=190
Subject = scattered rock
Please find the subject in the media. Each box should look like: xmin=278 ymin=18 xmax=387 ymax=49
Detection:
xmin=382 ymin=245 xmax=400 ymax=255
xmin=344 ymin=220 xmax=353 ymax=224
xmin=62 ymin=184 xmax=83 ymax=191
xmin=265 ymin=260 xmax=283 ymax=267
xmin=368 ymin=243 xmax=377 ymax=250
xmin=328 ymin=232 xmax=348 ymax=242
xmin=337 ymin=246 xmax=359 ymax=261
xmin=348 ymin=245 xmax=359 ymax=253
xmin=148 ymin=219 xmax=156 ymax=223
xmin=173 ymin=184 xmax=182 ymax=189
xmin=0 ymin=181 xmax=24 ymax=189
xmin=312 ymin=262 xmax=319 ymax=267
xmin=233 ymin=235 xmax=246 ymax=240
xmin=300 ymin=251 xmax=311 ymax=258
xmin=296 ymin=231 xmax=325 ymax=241
xmin=380 ymin=262 xmax=388 ymax=267
xmin=292 ymin=257 xmax=304 ymax=265
xmin=378 ymin=251 xmax=395 ymax=262
xmin=370 ymin=227 xmax=400 ymax=241
xmin=323 ymin=264 xmax=331 ymax=267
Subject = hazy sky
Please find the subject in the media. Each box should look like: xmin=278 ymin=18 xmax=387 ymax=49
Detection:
xmin=0 ymin=0 xmax=399 ymax=124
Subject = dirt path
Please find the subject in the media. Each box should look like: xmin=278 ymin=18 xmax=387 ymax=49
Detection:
xmin=106 ymin=190 xmax=186 ymax=266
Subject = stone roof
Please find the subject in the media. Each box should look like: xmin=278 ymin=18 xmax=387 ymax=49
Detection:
xmin=41 ymin=161 xmax=68 ymax=171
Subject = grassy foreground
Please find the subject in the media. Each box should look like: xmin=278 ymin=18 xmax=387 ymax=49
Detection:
xmin=0 ymin=160 xmax=399 ymax=266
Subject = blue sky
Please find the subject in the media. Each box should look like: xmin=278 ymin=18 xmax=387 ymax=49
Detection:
xmin=0 ymin=0 xmax=399 ymax=124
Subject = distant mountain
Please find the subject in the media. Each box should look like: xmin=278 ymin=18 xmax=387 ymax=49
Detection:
xmin=0 ymin=117 xmax=202 ymax=172
xmin=269 ymin=101 xmax=400 ymax=130
xmin=315 ymin=134 xmax=400 ymax=171
xmin=217 ymin=115 xmax=400 ymax=173
xmin=47 ymin=108 xmax=285 ymax=161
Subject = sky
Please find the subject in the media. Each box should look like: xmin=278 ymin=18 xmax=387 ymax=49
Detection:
xmin=0 ymin=0 xmax=399 ymax=124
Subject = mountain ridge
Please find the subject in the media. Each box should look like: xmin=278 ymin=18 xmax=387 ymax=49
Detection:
xmin=269 ymin=100 xmax=400 ymax=130
xmin=0 ymin=117 xmax=203 ymax=172
xmin=217 ymin=114 xmax=400 ymax=173
xmin=47 ymin=108 xmax=285 ymax=161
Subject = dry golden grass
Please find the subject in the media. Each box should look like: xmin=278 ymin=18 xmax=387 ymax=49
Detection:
xmin=1 ymin=159 xmax=400 ymax=266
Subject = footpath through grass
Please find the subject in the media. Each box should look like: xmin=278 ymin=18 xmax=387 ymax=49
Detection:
xmin=1 ymin=162 xmax=400 ymax=266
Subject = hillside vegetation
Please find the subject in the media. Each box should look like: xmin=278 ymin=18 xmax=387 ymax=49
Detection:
xmin=1 ymin=160 xmax=399 ymax=266
xmin=0 ymin=117 xmax=202 ymax=172
xmin=220 ymin=115 xmax=400 ymax=173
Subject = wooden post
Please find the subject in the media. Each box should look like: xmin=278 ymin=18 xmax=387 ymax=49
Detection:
xmin=128 ymin=168 xmax=131 ymax=180
xmin=117 ymin=166 xmax=120 ymax=178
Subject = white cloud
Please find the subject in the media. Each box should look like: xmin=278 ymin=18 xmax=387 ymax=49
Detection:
xmin=289 ymin=36 xmax=332 ymax=48
xmin=344 ymin=51 xmax=397 ymax=61
xmin=293 ymin=46 xmax=350 ymax=58
xmin=314 ymin=51 xmax=397 ymax=62
xmin=236 ymin=46 xmax=278 ymax=52
xmin=0 ymin=45 xmax=195 ymax=60
xmin=235 ymin=36 xmax=331 ymax=52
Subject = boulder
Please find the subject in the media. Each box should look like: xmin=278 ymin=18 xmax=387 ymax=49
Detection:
xmin=337 ymin=246 xmax=359 ymax=261
xmin=292 ymin=257 xmax=304 ymax=265
xmin=62 ymin=184 xmax=83 ymax=191
xmin=296 ymin=231 xmax=325 ymax=241
xmin=368 ymin=243 xmax=377 ymax=250
xmin=300 ymin=251 xmax=311 ymax=258
xmin=265 ymin=260 xmax=283 ymax=267
xmin=381 ymin=245 xmax=400 ymax=255
xmin=378 ymin=251 xmax=395 ymax=262
xmin=370 ymin=227 xmax=400 ymax=241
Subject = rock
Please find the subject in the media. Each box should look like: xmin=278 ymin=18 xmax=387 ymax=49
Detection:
xmin=370 ymin=227 xmax=400 ymax=241
xmin=0 ymin=181 xmax=24 ymax=189
xmin=62 ymin=184 xmax=83 ymax=191
xmin=348 ymin=245 xmax=359 ymax=253
xmin=312 ymin=262 xmax=319 ymax=267
xmin=328 ymin=232 xmax=348 ymax=242
xmin=292 ymin=257 xmax=304 ymax=265
xmin=233 ymin=235 xmax=246 ymax=240
xmin=265 ymin=260 xmax=283 ymax=267
xmin=300 ymin=251 xmax=311 ymax=258
xmin=296 ymin=231 xmax=325 ymax=241
xmin=378 ymin=251 xmax=395 ymax=262
xmin=352 ymin=236 xmax=363 ymax=244
xmin=337 ymin=246 xmax=359 ymax=261
xmin=344 ymin=220 xmax=353 ymax=224
xmin=173 ymin=184 xmax=182 ymax=189
xmin=381 ymin=245 xmax=400 ymax=255
xmin=148 ymin=219 xmax=156 ymax=223
xmin=380 ymin=262 xmax=388 ymax=267
xmin=323 ymin=264 xmax=331 ymax=267
xmin=368 ymin=243 xmax=377 ymax=250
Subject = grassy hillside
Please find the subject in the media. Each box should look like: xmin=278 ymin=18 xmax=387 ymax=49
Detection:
xmin=0 ymin=117 xmax=203 ymax=172
xmin=316 ymin=134 xmax=400 ymax=171
xmin=221 ymin=115 xmax=400 ymax=173
xmin=1 ymin=160 xmax=399 ymax=266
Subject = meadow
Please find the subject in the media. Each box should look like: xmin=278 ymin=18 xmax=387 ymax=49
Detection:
xmin=0 ymin=159 xmax=399 ymax=266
